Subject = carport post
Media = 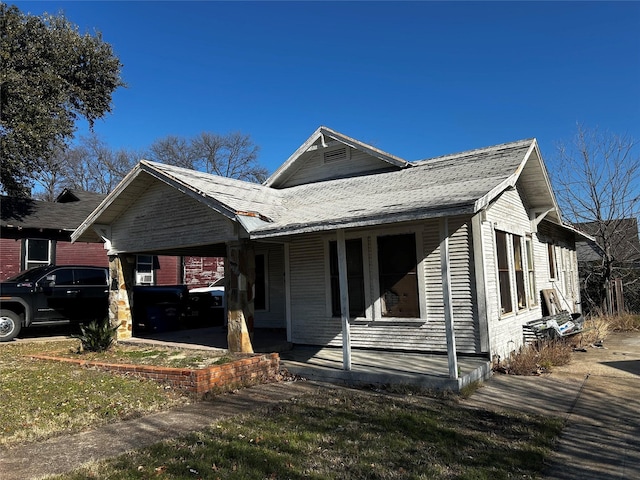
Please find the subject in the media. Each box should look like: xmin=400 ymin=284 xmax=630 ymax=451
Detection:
xmin=108 ymin=254 xmax=135 ymax=341
xmin=226 ymin=241 xmax=255 ymax=353
xmin=439 ymin=218 xmax=459 ymax=379
xmin=337 ymin=229 xmax=352 ymax=371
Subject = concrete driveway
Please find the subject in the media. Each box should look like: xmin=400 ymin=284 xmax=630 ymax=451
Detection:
xmin=463 ymin=331 xmax=640 ymax=479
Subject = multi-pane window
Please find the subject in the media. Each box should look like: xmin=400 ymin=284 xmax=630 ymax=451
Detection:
xmin=377 ymin=234 xmax=419 ymax=318
xmin=525 ymin=237 xmax=537 ymax=305
xmin=25 ymin=238 xmax=51 ymax=270
xmin=329 ymin=239 xmax=365 ymax=317
xmin=513 ymin=235 xmax=526 ymax=310
xmin=496 ymin=231 xmax=513 ymax=315
xmin=547 ymin=243 xmax=557 ymax=279
xmin=328 ymin=233 xmax=421 ymax=320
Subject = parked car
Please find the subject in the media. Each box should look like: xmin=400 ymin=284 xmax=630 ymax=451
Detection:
xmin=131 ymin=285 xmax=189 ymax=333
xmin=187 ymin=283 xmax=225 ymax=327
xmin=0 ymin=265 xmax=109 ymax=341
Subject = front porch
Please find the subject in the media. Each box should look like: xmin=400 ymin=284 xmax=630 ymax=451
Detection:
xmin=122 ymin=327 xmax=492 ymax=392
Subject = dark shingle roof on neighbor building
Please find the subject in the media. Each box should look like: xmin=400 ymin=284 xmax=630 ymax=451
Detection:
xmin=1 ymin=190 xmax=106 ymax=232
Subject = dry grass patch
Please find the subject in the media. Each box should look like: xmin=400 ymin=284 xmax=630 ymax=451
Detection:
xmin=0 ymin=340 xmax=190 ymax=447
xmin=57 ymin=342 xmax=234 ymax=369
xmin=502 ymin=338 xmax=573 ymax=376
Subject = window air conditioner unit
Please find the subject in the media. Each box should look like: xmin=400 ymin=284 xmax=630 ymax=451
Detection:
xmin=136 ymin=273 xmax=153 ymax=285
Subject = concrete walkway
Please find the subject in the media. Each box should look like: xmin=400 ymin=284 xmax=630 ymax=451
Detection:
xmin=463 ymin=332 xmax=640 ymax=479
xmin=1 ymin=332 xmax=638 ymax=479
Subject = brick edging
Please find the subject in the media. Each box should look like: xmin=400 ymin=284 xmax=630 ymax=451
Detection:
xmin=30 ymin=353 xmax=280 ymax=395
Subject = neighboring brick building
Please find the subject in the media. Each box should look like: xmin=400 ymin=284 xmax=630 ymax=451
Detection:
xmin=1 ymin=189 xmax=222 ymax=286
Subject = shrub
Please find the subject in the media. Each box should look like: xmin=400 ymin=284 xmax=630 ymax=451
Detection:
xmin=73 ymin=318 xmax=119 ymax=352
xmin=505 ymin=338 xmax=573 ymax=375
xmin=603 ymin=312 xmax=640 ymax=331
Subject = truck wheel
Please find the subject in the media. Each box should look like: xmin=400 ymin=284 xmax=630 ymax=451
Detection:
xmin=0 ymin=310 xmax=22 ymax=342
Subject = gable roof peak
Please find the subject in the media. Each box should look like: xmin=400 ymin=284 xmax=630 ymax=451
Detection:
xmin=265 ymin=126 xmax=410 ymax=188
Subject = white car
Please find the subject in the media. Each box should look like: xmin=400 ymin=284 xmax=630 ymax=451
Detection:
xmin=187 ymin=283 xmax=225 ymax=326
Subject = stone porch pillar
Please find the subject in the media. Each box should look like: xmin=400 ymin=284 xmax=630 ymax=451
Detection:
xmin=108 ymin=254 xmax=136 ymax=341
xmin=226 ymin=241 xmax=255 ymax=353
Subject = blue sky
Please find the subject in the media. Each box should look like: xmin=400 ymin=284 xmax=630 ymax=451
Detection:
xmin=12 ymin=1 xmax=640 ymax=176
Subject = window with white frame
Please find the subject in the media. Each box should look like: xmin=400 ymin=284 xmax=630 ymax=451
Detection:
xmin=512 ymin=235 xmax=526 ymax=310
xmin=525 ymin=236 xmax=537 ymax=305
xmin=327 ymin=232 xmax=421 ymax=319
xmin=547 ymin=243 xmax=557 ymax=279
xmin=496 ymin=231 xmax=535 ymax=315
xmin=495 ymin=231 xmax=513 ymax=315
xmin=25 ymin=238 xmax=52 ymax=270
xmin=136 ymin=255 xmax=155 ymax=285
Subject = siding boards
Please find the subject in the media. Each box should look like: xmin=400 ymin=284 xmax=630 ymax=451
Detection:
xmin=482 ymin=185 xmax=581 ymax=360
xmin=111 ymin=180 xmax=236 ymax=253
xmin=287 ymin=217 xmax=481 ymax=354
xmin=281 ymin=148 xmax=399 ymax=187
xmin=288 ymin=236 xmax=337 ymax=344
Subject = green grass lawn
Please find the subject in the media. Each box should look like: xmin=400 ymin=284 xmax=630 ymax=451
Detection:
xmin=50 ymin=387 xmax=563 ymax=480
xmin=2 ymin=339 xmax=564 ymax=479
xmin=0 ymin=339 xmax=190 ymax=446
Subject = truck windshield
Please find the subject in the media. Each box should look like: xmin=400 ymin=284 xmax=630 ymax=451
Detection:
xmin=5 ymin=266 xmax=51 ymax=283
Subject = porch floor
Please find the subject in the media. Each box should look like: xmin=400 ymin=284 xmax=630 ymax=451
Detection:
xmin=280 ymin=346 xmax=491 ymax=391
xmin=124 ymin=326 xmax=492 ymax=392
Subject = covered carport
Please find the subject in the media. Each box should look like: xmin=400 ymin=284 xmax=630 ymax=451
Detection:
xmin=72 ymin=160 xmax=285 ymax=354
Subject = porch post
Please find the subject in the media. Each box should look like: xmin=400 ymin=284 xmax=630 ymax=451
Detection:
xmin=226 ymin=241 xmax=255 ymax=353
xmin=336 ymin=229 xmax=352 ymax=370
xmin=439 ymin=218 xmax=459 ymax=379
xmin=109 ymin=254 xmax=135 ymax=341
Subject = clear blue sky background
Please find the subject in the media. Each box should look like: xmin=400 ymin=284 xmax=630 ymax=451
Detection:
xmin=12 ymin=1 xmax=640 ymax=176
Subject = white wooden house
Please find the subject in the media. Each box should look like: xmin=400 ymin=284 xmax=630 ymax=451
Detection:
xmin=73 ymin=127 xmax=585 ymax=379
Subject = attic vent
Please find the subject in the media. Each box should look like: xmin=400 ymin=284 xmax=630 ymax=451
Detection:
xmin=324 ymin=147 xmax=350 ymax=164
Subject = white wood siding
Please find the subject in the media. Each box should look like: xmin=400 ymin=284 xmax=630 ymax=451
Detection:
xmin=537 ymin=221 xmax=581 ymax=312
xmin=482 ymin=185 xmax=581 ymax=360
xmin=280 ymin=148 xmax=399 ymax=188
xmin=110 ymin=180 xmax=236 ymax=253
xmin=287 ymin=217 xmax=481 ymax=354
xmin=484 ymin=186 xmax=544 ymax=360
xmin=288 ymin=235 xmax=339 ymax=344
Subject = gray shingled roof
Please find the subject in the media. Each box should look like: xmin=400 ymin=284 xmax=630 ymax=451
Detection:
xmin=256 ymin=139 xmax=533 ymax=237
xmin=72 ymin=132 xmax=550 ymax=244
xmin=142 ymin=138 xmax=534 ymax=238
xmin=140 ymin=161 xmax=286 ymax=221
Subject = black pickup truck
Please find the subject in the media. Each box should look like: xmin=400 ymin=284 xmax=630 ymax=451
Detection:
xmin=0 ymin=265 xmax=190 ymax=341
xmin=0 ymin=265 xmax=110 ymax=342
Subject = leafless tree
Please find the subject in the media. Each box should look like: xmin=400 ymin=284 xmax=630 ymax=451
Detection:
xmin=32 ymin=146 xmax=74 ymax=201
xmin=150 ymin=131 xmax=268 ymax=183
xmin=553 ymin=125 xmax=640 ymax=313
xmin=148 ymin=135 xmax=199 ymax=169
xmin=60 ymin=134 xmax=137 ymax=194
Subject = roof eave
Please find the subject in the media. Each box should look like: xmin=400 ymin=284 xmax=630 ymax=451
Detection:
xmin=248 ymin=203 xmax=475 ymax=240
